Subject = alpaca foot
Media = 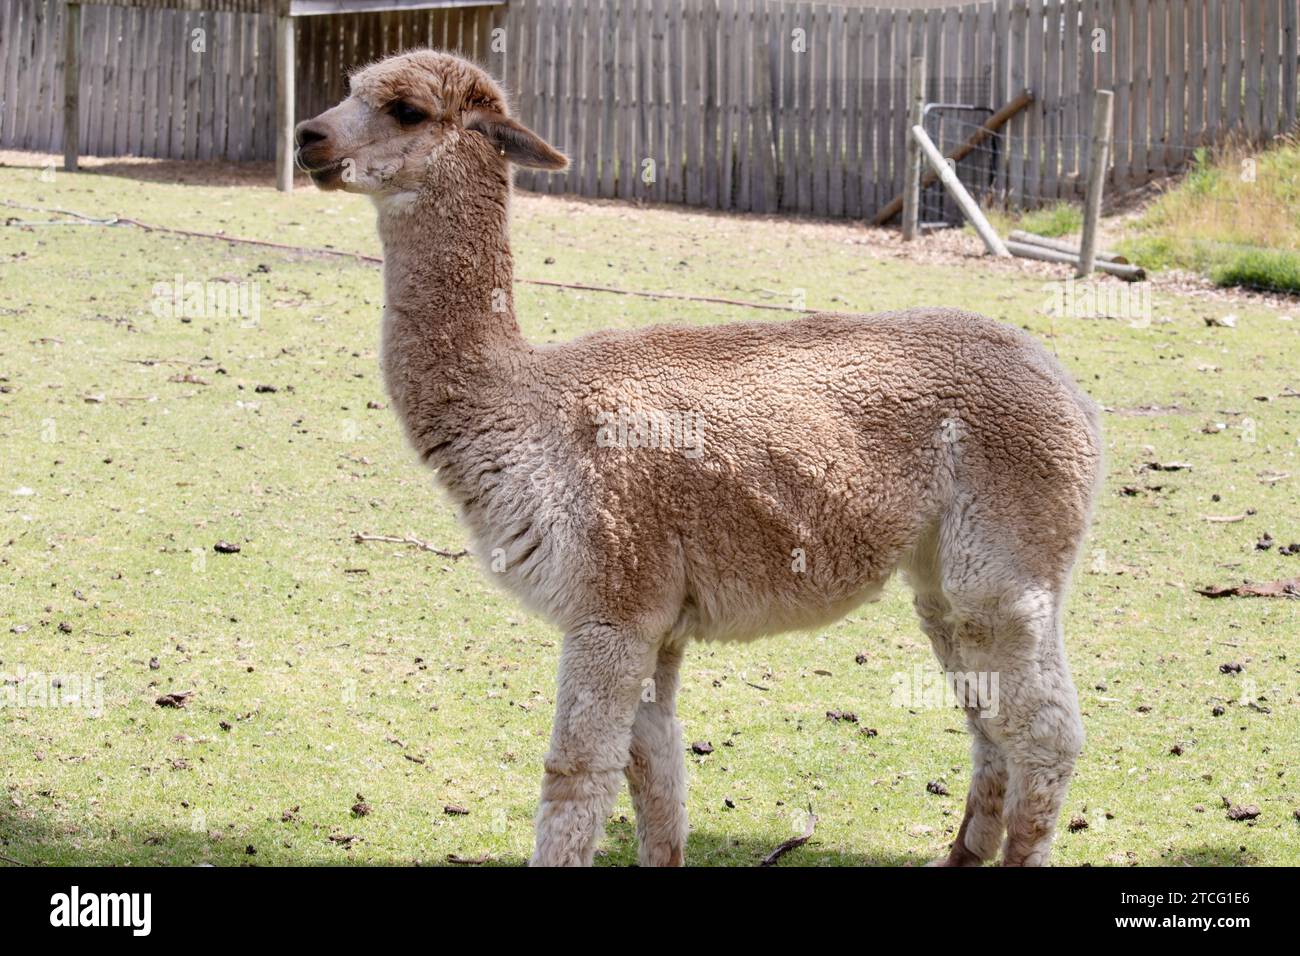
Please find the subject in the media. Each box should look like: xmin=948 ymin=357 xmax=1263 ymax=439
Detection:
xmin=638 ymin=839 xmax=685 ymax=867
xmin=530 ymin=768 xmax=624 ymax=866
xmin=926 ymin=840 xmax=987 ymax=867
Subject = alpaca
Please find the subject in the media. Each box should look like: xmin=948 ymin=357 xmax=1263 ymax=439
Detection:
xmin=295 ymin=50 xmax=1103 ymax=867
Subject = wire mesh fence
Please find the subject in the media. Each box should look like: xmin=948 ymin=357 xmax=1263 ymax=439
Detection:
xmin=920 ymin=94 xmax=997 ymax=227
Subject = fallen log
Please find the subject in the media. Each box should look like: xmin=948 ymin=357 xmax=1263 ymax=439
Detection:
xmin=1008 ymin=230 xmax=1131 ymax=264
xmin=1004 ymin=240 xmax=1146 ymax=281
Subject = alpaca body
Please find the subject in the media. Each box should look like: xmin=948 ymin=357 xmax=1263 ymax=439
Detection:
xmin=298 ymin=49 xmax=1102 ymax=868
xmin=390 ymin=309 xmax=1098 ymax=651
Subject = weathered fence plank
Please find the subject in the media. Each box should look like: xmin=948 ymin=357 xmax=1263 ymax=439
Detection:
xmin=1225 ymin=0 xmax=1242 ymax=133
xmin=1009 ymin=0 xmax=1026 ymax=203
xmin=844 ymin=4 xmax=861 ymax=219
xmin=1263 ymin=0 xmax=1280 ymax=137
xmin=1285 ymin=0 xmax=1298 ymax=133
xmin=666 ymin=0 xmax=682 ymax=204
xmin=1206 ymin=0 xmax=1221 ymax=137
xmin=757 ymin=0 xmax=778 ymax=213
xmin=1062 ymin=0 xmax=1079 ymax=192
xmin=1187 ymin=0 xmax=1203 ymax=145
xmin=1043 ymin=0 xmax=1061 ymax=199
xmin=872 ymin=4 xmax=891 ymax=215
xmin=1244 ymin=0 xmax=1261 ymax=138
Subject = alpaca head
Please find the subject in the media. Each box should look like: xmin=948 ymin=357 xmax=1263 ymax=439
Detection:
xmin=295 ymin=49 xmax=566 ymax=197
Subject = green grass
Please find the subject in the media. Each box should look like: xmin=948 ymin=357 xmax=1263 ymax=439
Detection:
xmin=984 ymin=201 xmax=1084 ymax=241
xmin=1118 ymin=139 xmax=1300 ymax=294
xmin=1017 ymin=201 xmax=1085 ymax=238
xmin=1211 ymin=247 xmax=1300 ymax=293
xmin=1 ymin=161 xmax=1298 ymax=867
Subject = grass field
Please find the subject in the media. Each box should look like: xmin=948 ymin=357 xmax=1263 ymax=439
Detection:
xmin=1 ymin=161 xmax=1297 ymax=866
xmin=1118 ymin=138 xmax=1300 ymax=295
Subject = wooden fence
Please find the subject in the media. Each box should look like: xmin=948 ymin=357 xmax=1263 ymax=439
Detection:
xmin=2 ymin=0 xmax=1298 ymax=218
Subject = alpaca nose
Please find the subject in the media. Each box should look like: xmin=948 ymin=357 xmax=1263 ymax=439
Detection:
xmin=295 ymin=120 xmax=329 ymax=149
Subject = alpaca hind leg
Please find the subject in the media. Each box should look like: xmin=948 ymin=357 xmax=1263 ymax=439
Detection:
xmin=949 ymin=589 xmax=1082 ymax=866
xmin=625 ymin=641 xmax=688 ymax=866
xmin=990 ymin=609 xmax=1083 ymax=866
xmin=912 ymin=590 xmax=1007 ymax=867
xmin=922 ymin=477 xmax=1087 ymax=866
xmin=531 ymin=623 xmax=659 ymax=867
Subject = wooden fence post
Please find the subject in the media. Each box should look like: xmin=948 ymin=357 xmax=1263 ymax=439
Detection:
xmin=901 ymin=55 xmax=925 ymax=240
xmin=63 ymin=3 xmax=81 ymax=172
xmin=275 ymin=13 xmax=296 ymax=193
xmin=1078 ymin=89 xmax=1114 ymax=278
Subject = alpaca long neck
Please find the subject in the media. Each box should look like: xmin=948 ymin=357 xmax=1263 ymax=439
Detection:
xmin=375 ymin=185 xmax=529 ymax=456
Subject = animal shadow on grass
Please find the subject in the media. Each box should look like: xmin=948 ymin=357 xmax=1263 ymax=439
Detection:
xmin=0 ymin=811 xmax=919 ymax=868
xmin=1159 ymin=845 xmax=1260 ymax=867
xmin=0 ymin=813 xmax=227 ymax=868
xmin=0 ymin=804 xmax=61 ymax=867
xmin=591 ymin=819 xmax=922 ymax=868
xmin=9 ymin=805 xmax=1252 ymax=868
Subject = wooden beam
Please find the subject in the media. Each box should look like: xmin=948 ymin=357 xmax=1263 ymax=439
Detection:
xmin=872 ymin=88 xmax=1034 ymax=226
xmin=911 ymin=123 xmax=1009 ymax=257
xmin=63 ymin=3 xmax=81 ymax=172
xmin=275 ymin=13 xmax=295 ymax=192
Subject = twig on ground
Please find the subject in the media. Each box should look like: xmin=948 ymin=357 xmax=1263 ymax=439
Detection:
xmin=759 ymin=804 xmax=817 ymax=867
xmin=353 ymin=532 xmax=468 ymax=559
xmin=1196 ymin=577 xmax=1300 ymax=599
xmin=447 ymin=853 xmax=492 ymax=865
xmin=123 ymin=358 xmax=213 ymax=368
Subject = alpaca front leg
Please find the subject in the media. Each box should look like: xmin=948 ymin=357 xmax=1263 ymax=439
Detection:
xmin=625 ymin=642 xmax=688 ymax=866
xmin=531 ymin=624 xmax=658 ymax=867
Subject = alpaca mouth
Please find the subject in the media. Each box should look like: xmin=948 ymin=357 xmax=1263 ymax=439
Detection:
xmin=300 ymin=157 xmax=347 ymax=189
xmin=295 ymin=150 xmax=345 ymax=182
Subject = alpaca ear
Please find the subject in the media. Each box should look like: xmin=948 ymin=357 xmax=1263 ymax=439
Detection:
xmin=465 ymin=111 xmax=568 ymax=171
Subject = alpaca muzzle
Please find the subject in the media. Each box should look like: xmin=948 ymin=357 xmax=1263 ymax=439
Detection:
xmin=293 ymin=118 xmax=341 ymax=177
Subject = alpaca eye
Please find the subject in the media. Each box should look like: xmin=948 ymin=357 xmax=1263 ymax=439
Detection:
xmin=390 ymin=101 xmax=427 ymax=127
